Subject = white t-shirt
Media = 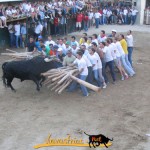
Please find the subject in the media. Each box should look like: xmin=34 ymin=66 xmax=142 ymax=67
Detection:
xmin=113 ymin=43 xmax=120 ymax=58
xmin=82 ymin=54 xmax=92 ymax=67
xmin=58 ymin=44 xmax=66 ymax=54
xmin=88 ymin=54 xmax=98 ymax=70
xmin=92 ymin=39 xmax=98 ymax=46
xmin=126 ymin=34 xmax=133 ymax=47
xmin=103 ymin=46 xmax=113 ymax=62
xmin=73 ymin=58 xmax=88 ymax=76
xmin=35 ymin=24 xmax=43 ymax=34
xmin=12 ymin=9 xmax=17 ymax=14
xmin=71 ymin=47 xmax=79 ymax=56
xmin=94 ymin=12 xmax=101 ymax=19
xmin=132 ymin=9 xmax=138 ymax=16
xmin=94 ymin=52 xmax=102 ymax=69
xmin=124 ymin=9 xmax=128 ymax=15
xmin=6 ymin=10 xmax=12 ymax=16
xmin=116 ymin=41 xmax=125 ymax=56
xmin=107 ymin=11 xmax=112 ymax=17
xmin=103 ymin=9 xmax=107 ymax=15
xmin=98 ymin=35 xmax=107 ymax=42
xmin=45 ymin=40 xmax=56 ymax=46
xmin=81 ymin=43 xmax=88 ymax=49
xmin=88 ymin=12 xmax=94 ymax=19
xmin=14 ymin=24 xmax=20 ymax=36
xmin=109 ymin=44 xmax=116 ymax=60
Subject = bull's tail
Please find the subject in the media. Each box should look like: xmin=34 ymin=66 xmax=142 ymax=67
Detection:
xmin=2 ymin=62 xmax=8 ymax=87
xmin=84 ymin=132 xmax=90 ymax=136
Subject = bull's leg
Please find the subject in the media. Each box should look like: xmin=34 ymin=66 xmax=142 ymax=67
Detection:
xmin=2 ymin=75 xmax=7 ymax=87
xmin=104 ymin=143 xmax=108 ymax=148
xmin=32 ymin=77 xmax=40 ymax=91
xmin=39 ymin=76 xmax=46 ymax=87
xmin=89 ymin=141 xmax=92 ymax=148
xmin=7 ymin=78 xmax=16 ymax=92
xmin=92 ymin=141 xmax=96 ymax=148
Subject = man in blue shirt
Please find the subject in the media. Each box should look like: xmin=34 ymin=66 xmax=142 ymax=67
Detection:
xmin=35 ymin=36 xmax=43 ymax=52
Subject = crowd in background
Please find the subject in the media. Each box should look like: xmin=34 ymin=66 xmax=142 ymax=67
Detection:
xmin=25 ymin=29 xmax=135 ymax=96
xmin=2 ymin=0 xmax=139 ymax=49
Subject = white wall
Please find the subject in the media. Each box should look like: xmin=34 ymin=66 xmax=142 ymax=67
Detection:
xmin=132 ymin=0 xmax=146 ymax=25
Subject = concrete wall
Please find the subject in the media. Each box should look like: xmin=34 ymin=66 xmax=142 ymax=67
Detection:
xmin=132 ymin=0 xmax=146 ymax=24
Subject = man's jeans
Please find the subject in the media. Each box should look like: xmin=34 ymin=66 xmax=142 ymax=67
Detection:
xmin=106 ymin=60 xmax=116 ymax=82
xmin=95 ymin=18 xmax=99 ymax=28
xmin=121 ymin=55 xmax=134 ymax=76
xmin=15 ymin=35 xmax=22 ymax=48
xmin=68 ymin=75 xmax=88 ymax=96
xmin=10 ymin=33 xmax=14 ymax=47
xmin=128 ymin=47 xmax=133 ymax=67
xmin=132 ymin=15 xmax=137 ymax=25
xmin=86 ymin=66 xmax=93 ymax=84
xmin=93 ymin=70 xmax=101 ymax=87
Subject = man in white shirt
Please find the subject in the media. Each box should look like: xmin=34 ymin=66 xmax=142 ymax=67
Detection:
xmin=126 ymin=30 xmax=134 ymax=66
xmin=71 ymin=43 xmax=79 ymax=56
xmin=35 ymin=22 xmax=43 ymax=38
xmin=98 ymin=30 xmax=107 ymax=43
xmin=131 ymin=7 xmax=138 ymax=25
xmin=80 ymin=45 xmax=93 ymax=84
xmin=14 ymin=22 xmax=21 ymax=48
xmin=92 ymin=34 xmax=98 ymax=45
xmin=45 ymin=35 xmax=55 ymax=47
xmin=104 ymin=39 xmax=116 ymax=83
xmin=68 ymin=51 xmax=89 ymax=97
xmin=123 ymin=7 xmax=128 ymax=24
xmin=58 ymin=39 xmax=66 ymax=55
xmin=106 ymin=9 xmax=112 ymax=24
xmin=103 ymin=7 xmax=107 ymax=24
xmin=94 ymin=9 xmax=101 ymax=28
xmin=88 ymin=10 xmax=94 ymax=27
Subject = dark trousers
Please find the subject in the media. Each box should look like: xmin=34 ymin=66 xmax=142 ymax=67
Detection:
xmin=9 ymin=33 xmax=14 ymax=47
xmin=86 ymin=66 xmax=93 ymax=84
xmin=106 ymin=60 xmax=116 ymax=82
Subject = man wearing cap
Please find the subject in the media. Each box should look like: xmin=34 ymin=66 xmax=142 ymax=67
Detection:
xmin=52 ymin=45 xmax=59 ymax=56
xmin=108 ymin=29 xmax=117 ymax=38
xmin=65 ymin=41 xmax=71 ymax=53
xmin=57 ymin=48 xmax=66 ymax=62
xmin=63 ymin=50 xmax=76 ymax=66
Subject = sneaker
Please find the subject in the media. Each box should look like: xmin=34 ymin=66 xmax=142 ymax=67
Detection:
xmin=121 ymin=76 xmax=124 ymax=81
xmin=85 ymin=93 xmax=89 ymax=97
xmin=103 ymin=83 xmax=107 ymax=89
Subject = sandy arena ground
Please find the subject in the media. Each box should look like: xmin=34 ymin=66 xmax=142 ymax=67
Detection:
xmin=0 ymin=25 xmax=150 ymax=150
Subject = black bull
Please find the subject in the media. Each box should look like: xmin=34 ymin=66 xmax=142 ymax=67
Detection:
xmin=84 ymin=132 xmax=113 ymax=148
xmin=2 ymin=56 xmax=62 ymax=91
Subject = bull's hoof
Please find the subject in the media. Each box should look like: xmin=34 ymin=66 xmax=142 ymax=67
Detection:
xmin=37 ymin=88 xmax=40 ymax=91
xmin=12 ymin=89 xmax=16 ymax=93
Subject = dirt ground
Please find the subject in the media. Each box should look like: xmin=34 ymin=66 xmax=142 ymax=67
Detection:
xmin=0 ymin=29 xmax=150 ymax=150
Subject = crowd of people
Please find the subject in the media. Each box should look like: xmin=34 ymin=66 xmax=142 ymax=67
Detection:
xmin=26 ymin=29 xmax=135 ymax=96
xmin=1 ymin=0 xmax=138 ymax=33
